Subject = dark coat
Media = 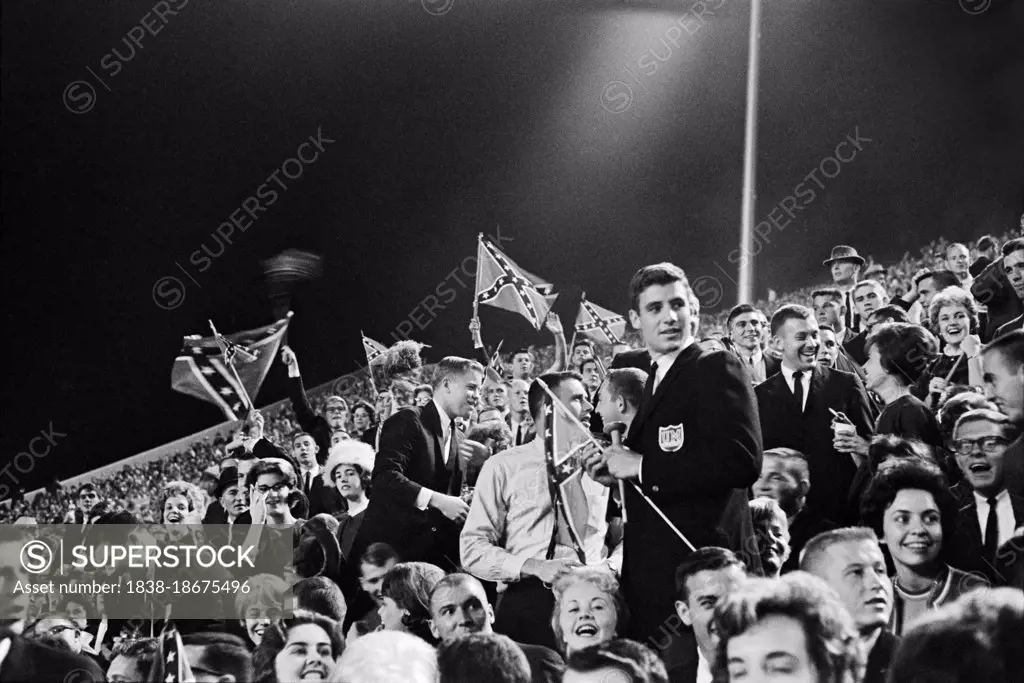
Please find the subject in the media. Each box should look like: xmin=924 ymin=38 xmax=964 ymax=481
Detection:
xmin=755 ymin=365 xmax=874 ymax=525
xmin=0 ymin=636 xmax=107 ymax=683
xmin=610 ymin=348 xmax=653 ymax=375
xmin=947 ymin=480 xmax=1024 ymax=585
xmin=354 ymin=401 xmax=465 ymax=570
xmin=622 ymin=344 xmax=762 ymax=649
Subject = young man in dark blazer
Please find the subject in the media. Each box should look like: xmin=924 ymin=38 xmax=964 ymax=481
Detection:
xmin=354 ymin=356 xmax=485 ymax=572
xmin=586 ymin=262 xmax=762 ymax=670
xmin=755 ymin=304 xmax=874 ymax=526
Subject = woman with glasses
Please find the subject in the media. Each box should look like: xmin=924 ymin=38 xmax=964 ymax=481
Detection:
xmin=861 ymin=460 xmax=987 ymax=635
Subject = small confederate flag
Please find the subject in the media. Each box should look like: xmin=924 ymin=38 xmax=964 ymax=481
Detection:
xmin=574 ymin=293 xmax=626 ymax=345
xmin=361 ymin=331 xmax=387 ymax=365
xmin=146 ymin=625 xmax=194 ymax=683
xmin=474 ymin=235 xmax=557 ymax=331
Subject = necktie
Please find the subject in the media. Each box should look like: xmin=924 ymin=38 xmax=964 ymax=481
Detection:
xmin=647 ymin=361 xmax=660 ymax=398
xmin=304 ymin=472 xmax=311 ymax=494
xmin=792 ymin=371 xmax=805 ymax=414
xmin=984 ymin=496 xmax=999 ymax=560
xmin=515 ymin=423 xmax=523 ymax=446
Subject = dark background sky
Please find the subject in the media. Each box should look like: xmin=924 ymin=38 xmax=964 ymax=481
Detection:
xmin=3 ymin=0 xmax=1023 ymax=491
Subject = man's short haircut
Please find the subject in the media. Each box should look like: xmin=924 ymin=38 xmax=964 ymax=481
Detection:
xmin=888 ymin=587 xmax=1024 ymax=683
xmin=714 ymin=573 xmax=865 ymax=683
xmin=977 ymin=235 xmax=998 ymax=252
xmin=181 ymin=632 xmax=253 ymax=683
xmin=511 ymin=347 xmax=535 ymax=362
xmin=528 ymin=371 xmax=583 ymax=422
xmin=953 ymin=408 xmax=1022 ymax=443
xmin=466 ymin=420 xmax=513 ymax=448
xmin=579 ymin=357 xmax=600 ymax=374
xmin=325 ymin=395 xmax=349 ymax=410
xmin=981 ymin=329 xmax=1024 ymax=369
xmin=763 ymin=447 xmax=810 ymax=482
xmin=572 ymin=338 xmax=596 ymax=352
xmin=292 ymin=431 xmax=316 ymax=445
xmin=628 ymin=262 xmax=699 ymax=317
xmin=799 ymin=527 xmax=880 ymax=573
xmin=673 ymin=547 xmax=745 ymax=602
xmin=361 ymin=541 xmax=399 ymax=569
xmin=601 ymin=368 xmax=649 ymax=413
xmin=432 ymin=357 xmax=485 ymax=390
xmin=428 ymin=572 xmax=486 ymax=606
xmin=727 ymin=303 xmax=761 ymax=327
xmin=864 ymin=322 xmax=938 ymax=387
xmin=853 ymin=278 xmax=887 ymax=296
xmin=915 ymin=269 xmax=960 ymax=290
xmin=770 ymin=303 xmax=814 ymax=336
xmin=292 ymin=575 xmax=348 ymax=623
xmin=937 ymin=392 xmax=997 ymax=437
xmin=566 ymin=639 xmax=669 ymax=683
xmin=334 ymin=631 xmax=438 ymax=683
xmin=436 ymin=633 xmax=531 ymax=683
xmin=811 ymin=288 xmax=845 ymax=305
xmin=860 ymin=460 xmax=957 ymax=546
xmin=414 ymin=384 xmax=433 ymax=396
xmin=867 ymin=304 xmax=910 ymax=325
xmin=946 ymin=242 xmax=969 ymax=257
xmin=1001 ymin=237 xmax=1024 ymax=257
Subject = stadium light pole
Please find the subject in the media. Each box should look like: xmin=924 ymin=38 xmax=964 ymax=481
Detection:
xmin=737 ymin=0 xmax=762 ymax=305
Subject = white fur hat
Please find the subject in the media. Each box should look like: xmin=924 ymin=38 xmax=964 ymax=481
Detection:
xmin=322 ymin=440 xmax=376 ymax=487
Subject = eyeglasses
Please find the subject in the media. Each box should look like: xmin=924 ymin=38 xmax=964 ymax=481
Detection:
xmin=255 ymin=482 xmax=291 ymax=495
xmin=952 ymin=436 xmax=1009 ymax=456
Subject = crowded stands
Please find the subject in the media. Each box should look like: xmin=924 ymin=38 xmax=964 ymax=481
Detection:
xmin=2 ymin=227 xmax=1023 ymax=683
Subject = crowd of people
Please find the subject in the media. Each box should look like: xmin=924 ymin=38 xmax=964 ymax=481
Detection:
xmin=2 ymin=226 xmax=1024 ymax=683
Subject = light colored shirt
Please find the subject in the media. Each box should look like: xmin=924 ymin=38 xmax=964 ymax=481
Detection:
xmin=300 ymin=465 xmax=321 ymax=490
xmin=780 ymin=363 xmax=812 ymax=413
xmin=696 ymin=648 xmax=713 ymax=683
xmin=737 ymin=347 xmax=767 ymax=384
xmin=974 ymin=489 xmax=1015 ymax=549
xmin=415 ymin=399 xmax=455 ymax=510
xmin=0 ymin=638 xmax=10 ymax=679
xmin=649 ymin=341 xmax=690 ymax=394
xmin=461 ymin=439 xmax=623 ymax=582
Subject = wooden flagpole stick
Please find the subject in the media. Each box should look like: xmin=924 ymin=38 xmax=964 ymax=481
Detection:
xmin=471 ymin=233 xmax=484 ymax=349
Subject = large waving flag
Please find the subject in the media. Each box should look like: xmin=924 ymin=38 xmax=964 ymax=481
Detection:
xmin=537 ymin=378 xmax=603 ymax=564
xmin=575 ymin=293 xmax=627 ymax=345
xmin=475 ymin=234 xmax=557 ymax=331
xmin=171 ymin=314 xmax=291 ymax=420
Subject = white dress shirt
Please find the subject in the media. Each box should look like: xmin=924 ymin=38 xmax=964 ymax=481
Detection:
xmin=974 ymin=489 xmax=1015 ymax=548
xmin=737 ymin=347 xmax=767 ymax=384
xmin=696 ymin=648 xmax=713 ymax=683
xmin=414 ymin=398 xmax=455 ymax=510
xmin=300 ymin=464 xmax=321 ymax=492
xmin=780 ymin=363 xmax=812 ymax=413
xmin=649 ymin=339 xmax=692 ymax=394
xmin=461 ymin=439 xmax=622 ymax=582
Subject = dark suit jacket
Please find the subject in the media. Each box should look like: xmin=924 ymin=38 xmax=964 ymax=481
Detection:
xmin=995 ymin=312 xmax=1024 ymax=339
xmin=755 ymin=365 xmax=874 ymax=525
xmin=517 ymin=642 xmax=565 ymax=683
xmin=300 ymin=470 xmax=346 ymax=517
xmin=623 ymin=345 xmax=762 ymax=648
xmin=843 ymin=330 xmax=868 ymax=366
xmin=355 ymin=402 xmax=464 ymax=570
xmin=611 ymin=348 xmax=652 ymax=375
xmin=764 ymin=353 xmax=780 ymax=380
xmin=947 ymin=481 xmax=1024 ymax=585
xmin=863 ymin=630 xmax=901 ymax=683
xmin=0 ymin=636 xmax=106 ymax=683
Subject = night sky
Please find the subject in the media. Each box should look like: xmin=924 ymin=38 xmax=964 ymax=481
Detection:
xmin=3 ymin=0 xmax=1023 ymax=490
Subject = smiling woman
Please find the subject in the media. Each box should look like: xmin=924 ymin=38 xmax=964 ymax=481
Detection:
xmin=550 ymin=568 xmax=628 ymax=658
xmin=253 ymin=609 xmax=345 ymax=683
xmin=859 ymin=460 xmax=986 ymax=636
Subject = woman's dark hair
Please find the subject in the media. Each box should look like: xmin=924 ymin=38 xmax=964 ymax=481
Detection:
xmin=380 ymin=562 xmax=446 ymax=644
xmin=292 ymin=576 xmax=348 ymax=624
xmin=867 ymin=435 xmax=934 ymax=475
xmin=865 ymin=323 xmax=938 ymax=386
xmin=567 ymin=639 xmax=669 ymax=683
xmin=860 ymin=461 xmax=957 ymax=563
xmin=252 ymin=609 xmax=345 ymax=683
